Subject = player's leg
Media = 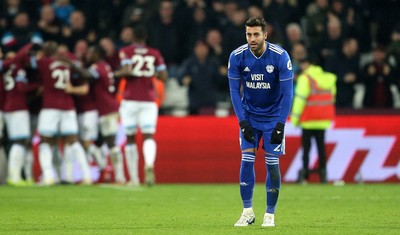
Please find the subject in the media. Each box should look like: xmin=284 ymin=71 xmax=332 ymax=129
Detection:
xmin=234 ymin=126 xmax=260 ymax=227
xmin=314 ymin=129 xmax=327 ymax=183
xmin=24 ymin=114 xmax=38 ymax=185
xmin=5 ymin=111 xmax=31 ymax=185
xmin=139 ymin=102 xmax=158 ymax=186
xmin=7 ymin=141 xmax=27 ymax=185
xmin=119 ymin=100 xmax=140 ymax=185
xmin=0 ymin=140 xmax=6 ymax=184
xmin=263 ymin=153 xmax=280 ymax=227
xmin=300 ymin=128 xmax=312 ymax=183
xmin=62 ymin=110 xmax=92 ymax=184
xmin=0 ymin=111 xmax=6 ymax=185
xmin=124 ymin=134 xmax=139 ymax=185
xmin=262 ymin=123 xmax=285 ymax=227
xmin=62 ymin=137 xmax=74 ymax=183
xmin=79 ymin=111 xmax=104 ymax=172
xmin=37 ymin=109 xmax=60 ymax=185
xmin=23 ymin=149 xmax=34 ymax=184
xmin=0 ymin=142 xmax=6 ymax=185
xmin=100 ymin=112 xmax=125 ymax=184
xmin=52 ymin=137 xmax=64 ymax=182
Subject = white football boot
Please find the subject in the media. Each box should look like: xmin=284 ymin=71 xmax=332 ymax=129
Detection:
xmin=234 ymin=209 xmax=255 ymax=227
xmin=261 ymin=213 xmax=275 ymax=227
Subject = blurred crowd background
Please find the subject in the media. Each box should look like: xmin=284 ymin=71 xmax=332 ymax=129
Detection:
xmin=1 ymin=0 xmax=400 ymax=115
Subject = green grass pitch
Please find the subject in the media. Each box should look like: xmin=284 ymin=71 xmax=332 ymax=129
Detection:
xmin=0 ymin=184 xmax=399 ymax=234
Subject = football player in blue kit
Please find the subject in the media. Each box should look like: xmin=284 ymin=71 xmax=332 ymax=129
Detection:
xmin=228 ymin=16 xmax=294 ymax=227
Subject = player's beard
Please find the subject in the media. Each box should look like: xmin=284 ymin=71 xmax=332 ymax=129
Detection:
xmin=250 ymin=40 xmax=265 ymax=56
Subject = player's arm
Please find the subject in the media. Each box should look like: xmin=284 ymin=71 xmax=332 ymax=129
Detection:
xmin=70 ymin=63 xmax=92 ymax=81
xmin=279 ymin=79 xmax=294 ymax=122
xmin=227 ymin=53 xmax=245 ymax=122
xmin=154 ymin=53 xmax=168 ymax=81
xmin=15 ymin=69 xmax=40 ymax=93
xmin=229 ymin=76 xmax=255 ymax=143
xmin=155 ymin=69 xmax=168 ymax=82
xmin=278 ymin=52 xmax=294 ymax=123
xmin=64 ymin=79 xmax=89 ymax=95
xmin=57 ymin=54 xmax=93 ymax=80
xmin=228 ymin=53 xmax=254 ymax=142
xmin=114 ymin=50 xmax=132 ymax=78
xmin=270 ymin=51 xmax=294 ymax=144
xmin=113 ymin=64 xmax=132 ymax=78
xmin=229 ymin=78 xmax=244 ymax=121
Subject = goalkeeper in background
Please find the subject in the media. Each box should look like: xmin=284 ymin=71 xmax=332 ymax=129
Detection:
xmin=228 ymin=16 xmax=293 ymax=227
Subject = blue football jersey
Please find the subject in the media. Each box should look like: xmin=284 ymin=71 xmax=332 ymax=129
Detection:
xmin=228 ymin=42 xmax=294 ymax=121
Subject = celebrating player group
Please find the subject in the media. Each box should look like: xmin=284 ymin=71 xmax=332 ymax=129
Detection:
xmin=0 ymin=26 xmax=167 ymax=187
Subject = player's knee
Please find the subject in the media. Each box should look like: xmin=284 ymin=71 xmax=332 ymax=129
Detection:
xmin=13 ymin=139 xmax=29 ymax=147
xmin=126 ymin=135 xmax=136 ymax=144
xmin=241 ymin=152 xmax=255 ymax=164
xmin=241 ymin=148 xmax=255 ymax=154
xmin=64 ymin=135 xmax=78 ymax=145
xmin=40 ymin=136 xmax=52 ymax=144
xmin=104 ymin=136 xmax=115 ymax=148
xmin=81 ymin=140 xmax=91 ymax=150
xmin=142 ymin=133 xmax=154 ymax=140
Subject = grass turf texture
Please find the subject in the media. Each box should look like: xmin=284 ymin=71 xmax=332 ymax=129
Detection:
xmin=0 ymin=184 xmax=399 ymax=234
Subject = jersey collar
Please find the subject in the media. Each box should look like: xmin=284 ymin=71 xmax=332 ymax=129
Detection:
xmin=249 ymin=41 xmax=267 ymax=59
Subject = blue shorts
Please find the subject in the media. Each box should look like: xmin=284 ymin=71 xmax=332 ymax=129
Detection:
xmin=239 ymin=118 xmax=285 ymax=156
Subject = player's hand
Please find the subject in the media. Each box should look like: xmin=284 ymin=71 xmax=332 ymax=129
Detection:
xmin=239 ymin=120 xmax=255 ymax=143
xmin=64 ymin=80 xmax=73 ymax=94
xmin=270 ymin=122 xmax=285 ymax=144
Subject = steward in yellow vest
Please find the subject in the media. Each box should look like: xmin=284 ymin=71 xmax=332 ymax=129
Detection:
xmin=290 ymin=57 xmax=336 ymax=183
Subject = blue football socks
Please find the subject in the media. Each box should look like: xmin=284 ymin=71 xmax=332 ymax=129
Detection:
xmin=240 ymin=152 xmax=256 ymax=208
xmin=265 ymin=154 xmax=281 ymax=214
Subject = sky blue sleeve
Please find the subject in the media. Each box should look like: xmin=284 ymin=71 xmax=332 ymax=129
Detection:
xmin=228 ymin=53 xmax=245 ymax=122
xmin=278 ymin=51 xmax=294 ymax=122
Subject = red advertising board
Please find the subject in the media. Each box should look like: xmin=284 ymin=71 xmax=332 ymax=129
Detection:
xmin=32 ymin=115 xmax=400 ymax=183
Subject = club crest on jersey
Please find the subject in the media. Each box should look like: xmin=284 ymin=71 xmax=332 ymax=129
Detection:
xmin=287 ymin=60 xmax=292 ymax=70
xmin=266 ymin=65 xmax=274 ymax=73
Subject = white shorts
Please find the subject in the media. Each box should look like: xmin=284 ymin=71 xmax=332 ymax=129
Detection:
xmin=38 ymin=109 xmax=79 ymax=137
xmin=0 ymin=111 xmax=3 ymax=139
xmin=4 ymin=110 xmax=31 ymax=140
xmin=99 ymin=112 xmax=119 ymax=137
xmin=78 ymin=110 xmax=99 ymax=141
xmin=119 ymin=100 xmax=158 ymax=135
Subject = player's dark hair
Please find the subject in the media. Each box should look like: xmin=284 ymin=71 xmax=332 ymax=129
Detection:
xmin=43 ymin=41 xmax=58 ymax=56
xmin=245 ymin=16 xmax=267 ymax=32
xmin=92 ymin=45 xmax=106 ymax=59
xmin=133 ymin=25 xmax=147 ymax=42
